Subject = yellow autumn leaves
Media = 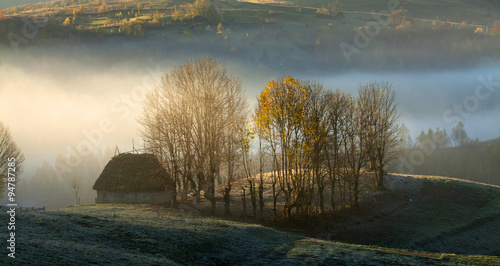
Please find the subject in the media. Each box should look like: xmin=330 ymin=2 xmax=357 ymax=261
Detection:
xmin=254 ymin=76 xmax=310 ymax=141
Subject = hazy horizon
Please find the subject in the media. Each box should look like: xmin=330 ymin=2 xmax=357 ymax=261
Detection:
xmin=1 ymin=49 xmax=499 ymax=180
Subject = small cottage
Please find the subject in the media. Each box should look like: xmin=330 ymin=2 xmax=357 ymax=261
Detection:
xmin=93 ymin=153 xmax=171 ymax=204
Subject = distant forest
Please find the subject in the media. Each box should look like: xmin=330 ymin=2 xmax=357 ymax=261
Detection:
xmin=405 ymin=138 xmax=500 ymax=186
xmin=397 ymin=124 xmax=500 ymax=186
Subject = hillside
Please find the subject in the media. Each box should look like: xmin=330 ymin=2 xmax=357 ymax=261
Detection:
xmin=402 ymin=138 xmax=500 ymax=186
xmin=1 ymin=0 xmax=500 ymax=71
xmin=1 ymin=174 xmax=499 ymax=265
xmin=302 ymin=174 xmax=500 ymax=257
xmin=1 ymin=202 xmax=499 ymax=265
xmin=0 ymin=0 xmax=51 ymax=10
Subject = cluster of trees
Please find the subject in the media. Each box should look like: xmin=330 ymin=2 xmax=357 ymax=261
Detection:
xmin=414 ymin=127 xmax=451 ymax=149
xmin=451 ymin=121 xmax=474 ymax=146
xmin=63 ymin=17 xmax=73 ymax=26
xmin=141 ymin=57 xmax=401 ymax=220
xmin=72 ymin=5 xmax=85 ymax=16
xmin=390 ymin=9 xmax=408 ymax=25
xmin=253 ymin=78 xmax=400 ymax=219
xmin=405 ymin=135 xmax=500 ymax=186
xmin=140 ymin=57 xmax=247 ymax=214
xmin=315 ymin=0 xmax=342 ymax=18
xmin=118 ymin=21 xmax=143 ymax=36
xmin=403 ymin=121 xmax=474 ymax=150
xmin=97 ymin=1 xmax=110 ymax=13
xmin=396 ymin=121 xmax=499 ymax=185
xmin=172 ymin=0 xmax=220 ymax=23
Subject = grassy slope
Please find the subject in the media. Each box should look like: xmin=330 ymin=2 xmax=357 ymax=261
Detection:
xmin=3 ymin=0 xmax=499 ymax=42
xmin=1 ymin=202 xmax=498 ymax=265
xmin=307 ymin=174 xmax=500 ymax=257
xmin=0 ymin=0 xmax=51 ymax=10
xmin=4 ymin=0 xmax=499 ymax=35
xmin=2 ymin=0 xmax=499 ymax=72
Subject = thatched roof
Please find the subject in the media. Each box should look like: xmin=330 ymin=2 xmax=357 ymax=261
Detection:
xmin=93 ymin=153 xmax=170 ymax=192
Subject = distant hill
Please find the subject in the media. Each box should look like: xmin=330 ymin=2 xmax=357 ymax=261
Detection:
xmin=0 ymin=0 xmax=50 ymax=10
xmin=1 ymin=0 xmax=500 ymax=71
xmin=401 ymin=138 xmax=500 ymax=186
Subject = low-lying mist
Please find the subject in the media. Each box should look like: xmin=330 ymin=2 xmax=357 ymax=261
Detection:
xmin=0 ymin=41 xmax=499 ymax=207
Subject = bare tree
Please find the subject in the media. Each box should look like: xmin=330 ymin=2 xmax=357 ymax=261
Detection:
xmin=399 ymin=124 xmax=413 ymax=149
xmin=140 ymin=57 xmax=247 ymax=214
xmin=70 ymin=175 xmax=81 ymax=205
xmin=359 ymin=82 xmax=400 ymax=188
xmin=324 ymin=90 xmax=348 ymax=210
xmin=303 ymin=82 xmax=329 ymax=213
xmin=452 ymin=121 xmax=470 ymax=146
xmin=341 ymin=94 xmax=368 ymax=209
xmin=0 ymin=121 xmax=25 ymax=196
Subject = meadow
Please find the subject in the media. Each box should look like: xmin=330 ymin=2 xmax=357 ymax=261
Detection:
xmin=1 ymin=1 xmax=499 ymax=264
xmin=2 ymin=174 xmax=498 ymax=264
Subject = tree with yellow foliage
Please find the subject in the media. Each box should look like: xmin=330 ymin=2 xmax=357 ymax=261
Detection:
xmin=137 ymin=3 xmax=142 ymax=15
xmin=217 ymin=22 xmax=224 ymax=34
xmin=98 ymin=2 xmax=109 ymax=13
xmin=254 ymin=76 xmax=312 ymax=218
xmin=254 ymin=78 xmax=401 ymax=215
xmin=63 ymin=17 xmax=72 ymax=26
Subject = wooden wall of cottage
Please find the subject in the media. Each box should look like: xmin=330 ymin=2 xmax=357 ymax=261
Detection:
xmin=96 ymin=191 xmax=171 ymax=204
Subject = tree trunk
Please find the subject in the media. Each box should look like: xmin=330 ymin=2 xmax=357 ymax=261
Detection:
xmin=194 ymin=190 xmax=201 ymax=205
xmin=272 ymin=182 xmax=277 ymax=222
xmin=318 ymin=186 xmax=325 ymax=213
xmin=249 ymin=180 xmax=257 ymax=218
xmin=241 ymin=187 xmax=247 ymax=217
xmin=223 ymin=186 xmax=231 ymax=216
xmin=171 ymin=172 xmax=178 ymax=208
xmin=353 ymin=177 xmax=359 ymax=209
xmin=171 ymin=183 xmax=177 ymax=208
xmin=258 ymin=139 xmax=264 ymax=219
xmin=210 ymin=183 xmax=216 ymax=215
xmin=377 ymin=157 xmax=385 ymax=188
xmin=330 ymin=173 xmax=335 ymax=211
